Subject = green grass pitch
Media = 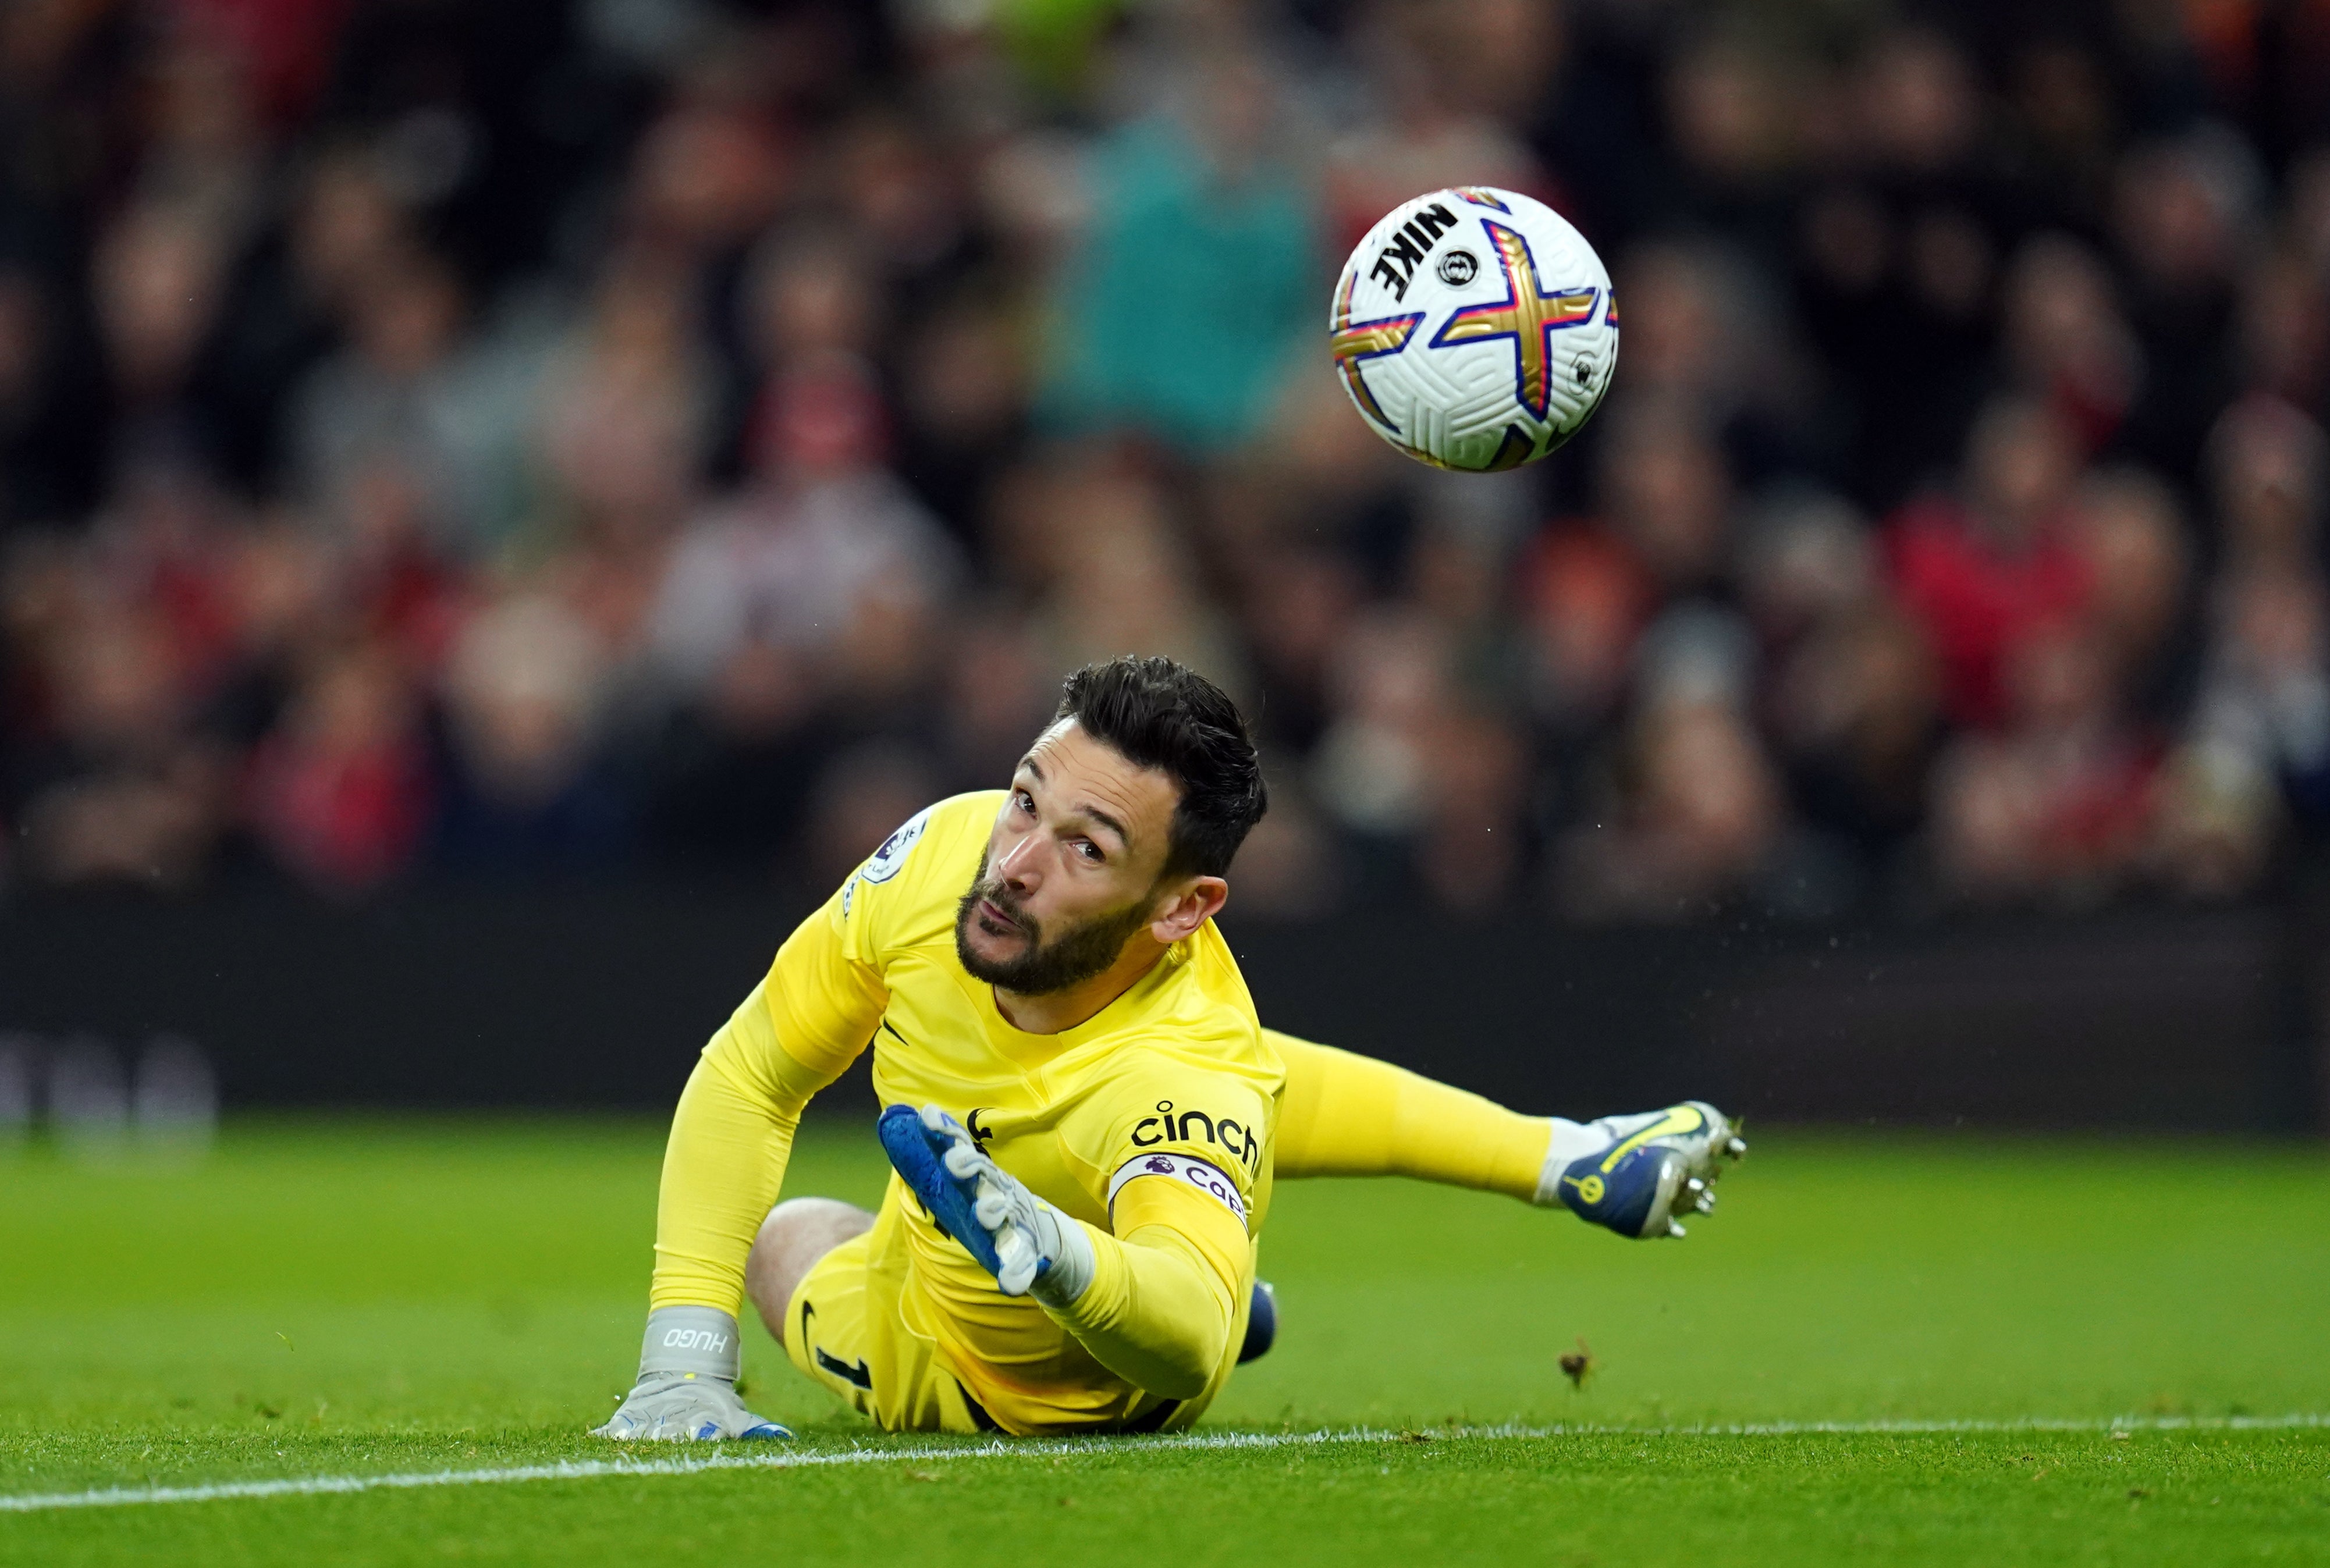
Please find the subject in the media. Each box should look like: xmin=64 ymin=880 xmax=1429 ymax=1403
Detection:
xmin=2 ymin=1118 xmax=2325 ymax=1564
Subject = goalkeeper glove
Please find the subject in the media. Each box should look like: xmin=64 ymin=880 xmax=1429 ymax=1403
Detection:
xmin=877 ymin=1103 xmax=1095 ymax=1304
xmin=593 ymin=1306 xmax=791 ymax=1441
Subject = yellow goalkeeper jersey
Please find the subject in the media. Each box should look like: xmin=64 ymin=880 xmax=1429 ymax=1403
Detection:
xmin=650 ymin=789 xmax=1282 ymax=1431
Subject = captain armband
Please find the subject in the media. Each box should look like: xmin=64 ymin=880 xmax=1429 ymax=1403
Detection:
xmin=1106 ymin=1152 xmax=1248 ymax=1227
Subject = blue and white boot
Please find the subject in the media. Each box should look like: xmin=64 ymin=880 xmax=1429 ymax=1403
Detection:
xmin=1536 ymin=1101 xmax=1745 ymax=1239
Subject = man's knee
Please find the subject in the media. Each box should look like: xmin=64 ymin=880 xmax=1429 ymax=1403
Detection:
xmin=744 ymin=1197 xmax=873 ymax=1341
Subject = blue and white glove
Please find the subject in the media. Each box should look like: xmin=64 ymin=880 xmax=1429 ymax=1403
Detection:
xmin=593 ymin=1306 xmax=791 ymax=1441
xmin=878 ymin=1103 xmax=1095 ymax=1304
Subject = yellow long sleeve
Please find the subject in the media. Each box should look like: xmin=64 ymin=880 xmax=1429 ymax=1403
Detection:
xmin=648 ymin=891 xmax=887 ymax=1313
xmin=1043 ymin=1176 xmax=1249 ymax=1400
xmin=647 ymin=1039 xmax=806 ymax=1314
xmin=1268 ymin=1030 xmax=1548 ymax=1201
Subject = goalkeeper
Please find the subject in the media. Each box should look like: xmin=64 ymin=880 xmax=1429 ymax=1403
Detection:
xmin=596 ymin=656 xmax=1742 ymax=1441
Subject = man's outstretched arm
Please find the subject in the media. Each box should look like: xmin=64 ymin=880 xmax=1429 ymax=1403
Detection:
xmin=647 ymin=981 xmax=857 ymax=1314
xmin=1267 ymin=1030 xmax=1742 ymax=1238
xmin=597 ymin=890 xmax=887 ymax=1439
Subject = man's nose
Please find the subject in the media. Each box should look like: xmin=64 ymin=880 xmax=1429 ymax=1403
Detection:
xmin=995 ymin=834 xmax=1042 ymax=889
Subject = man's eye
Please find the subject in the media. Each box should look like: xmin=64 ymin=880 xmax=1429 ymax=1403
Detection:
xmin=1015 ymin=790 xmax=1034 ymax=813
xmin=1075 ymin=840 xmax=1102 ymax=862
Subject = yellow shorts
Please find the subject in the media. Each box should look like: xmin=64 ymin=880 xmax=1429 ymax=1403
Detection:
xmin=780 ymin=1186 xmax=996 ymax=1434
xmin=781 ymin=1179 xmax=1207 ymax=1435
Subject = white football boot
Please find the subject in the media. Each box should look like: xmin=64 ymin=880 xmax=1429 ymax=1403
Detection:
xmin=1536 ymin=1101 xmax=1746 ymax=1239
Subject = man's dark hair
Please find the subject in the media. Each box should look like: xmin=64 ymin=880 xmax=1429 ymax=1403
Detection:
xmin=1054 ymin=656 xmax=1266 ymax=880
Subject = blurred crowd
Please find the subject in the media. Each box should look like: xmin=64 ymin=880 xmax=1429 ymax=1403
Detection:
xmin=4 ymin=0 xmax=2330 ymax=923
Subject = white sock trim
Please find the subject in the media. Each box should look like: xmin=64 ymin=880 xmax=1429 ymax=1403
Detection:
xmin=1534 ymin=1118 xmax=1600 ymax=1206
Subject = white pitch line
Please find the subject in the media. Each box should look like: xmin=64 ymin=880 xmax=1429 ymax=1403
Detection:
xmin=0 ymin=1442 xmax=1009 ymax=1516
xmin=0 ymin=1429 xmax=1369 ymax=1515
xmin=3 ymin=1415 xmax=2324 ymax=1516
xmin=1649 ymin=1414 xmax=2330 ymax=1437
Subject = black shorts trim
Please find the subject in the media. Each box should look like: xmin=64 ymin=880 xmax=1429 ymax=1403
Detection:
xmin=958 ymin=1382 xmax=1003 ymax=1432
xmin=953 ymin=1383 xmax=1178 ymax=1435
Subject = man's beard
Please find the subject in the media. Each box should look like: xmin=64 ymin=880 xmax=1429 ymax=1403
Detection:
xmin=953 ymin=853 xmax=1156 ymax=995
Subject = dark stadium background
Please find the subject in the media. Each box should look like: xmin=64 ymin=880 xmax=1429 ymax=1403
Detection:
xmin=1 ymin=0 xmax=2327 ymax=1133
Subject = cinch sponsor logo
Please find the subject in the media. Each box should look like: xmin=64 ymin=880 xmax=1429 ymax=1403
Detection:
xmin=661 ymin=1328 xmax=730 ymax=1353
xmin=1369 ymin=202 xmax=1460 ymax=300
xmin=1130 ymin=1099 xmax=1258 ymax=1170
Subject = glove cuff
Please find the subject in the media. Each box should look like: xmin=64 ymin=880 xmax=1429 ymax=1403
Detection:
xmin=1026 ymin=1206 xmax=1097 ymax=1308
xmin=637 ymin=1306 xmax=743 ymax=1380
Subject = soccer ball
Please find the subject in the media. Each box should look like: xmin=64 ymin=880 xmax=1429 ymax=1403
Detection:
xmin=1329 ymin=186 xmax=1617 ymax=471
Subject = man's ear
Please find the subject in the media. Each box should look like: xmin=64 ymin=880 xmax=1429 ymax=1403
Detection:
xmin=1149 ymin=876 xmax=1228 ymax=944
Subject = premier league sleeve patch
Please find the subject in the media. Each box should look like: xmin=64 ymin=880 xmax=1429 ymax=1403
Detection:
xmin=842 ymin=803 xmax=935 ymax=918
xmin=859 ymin=805 xmax=933 ymax=884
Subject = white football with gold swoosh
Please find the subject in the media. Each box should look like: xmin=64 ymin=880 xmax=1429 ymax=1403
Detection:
xmin=1329 ymin=186 xmax=1617 ymax=472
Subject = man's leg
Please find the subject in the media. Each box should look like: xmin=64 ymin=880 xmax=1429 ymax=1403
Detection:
xmin=745 ymin=1197 xmax=873 ymax=1342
